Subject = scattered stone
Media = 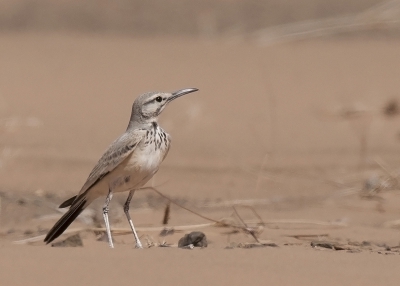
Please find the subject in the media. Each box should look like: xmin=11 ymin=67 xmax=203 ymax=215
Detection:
xmin=178 ymin=231 xmax=207 ymax=248
xmin=377 ymin=251 xmax=394 ymax=255
xmin=51 ymin=234 xmax=83 ymax=247
xmin=311 ymin=241 xmax=347 ymax=251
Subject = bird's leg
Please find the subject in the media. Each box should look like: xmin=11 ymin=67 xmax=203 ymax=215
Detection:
xmin=103 ymin=188 xmax=114 ymax=248
xmin=124 ymin=190 xmax=143 ymax=249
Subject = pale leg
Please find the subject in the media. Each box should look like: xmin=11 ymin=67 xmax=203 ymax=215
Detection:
xmin=124 ymin=190 xmax=143 ymax=248
xmin=103 ymin=188 xmax=114 ymax=248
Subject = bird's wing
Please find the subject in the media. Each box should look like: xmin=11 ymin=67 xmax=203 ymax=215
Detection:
xmin=77 ymin=129 xmax=147 ymax=196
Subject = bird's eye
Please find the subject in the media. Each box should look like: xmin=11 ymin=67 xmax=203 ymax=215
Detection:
xmin=155 ymin=96 xmax=162 ymax=102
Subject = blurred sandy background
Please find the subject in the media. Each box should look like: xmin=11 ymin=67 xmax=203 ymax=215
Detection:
xmin=1 ymin=1 xmax=400 ymax=285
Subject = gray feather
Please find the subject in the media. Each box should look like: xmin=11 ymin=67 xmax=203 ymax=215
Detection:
xmin=77 ymin=129 xmax=147 ymax=196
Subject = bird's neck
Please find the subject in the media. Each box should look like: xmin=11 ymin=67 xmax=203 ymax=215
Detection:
xmin=126 ymin=119 xmax=158 ymax=131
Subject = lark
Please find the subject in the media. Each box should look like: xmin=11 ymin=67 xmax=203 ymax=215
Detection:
xmin=44 ymin=88 xmax=199 ymax=248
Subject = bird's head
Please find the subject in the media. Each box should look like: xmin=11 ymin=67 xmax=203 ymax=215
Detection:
xmin=128 ymin=88 xmax=198 ymax=129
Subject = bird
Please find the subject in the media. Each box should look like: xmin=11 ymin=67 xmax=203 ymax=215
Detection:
xmin=44 ymin=88 xmax=199 ymax=248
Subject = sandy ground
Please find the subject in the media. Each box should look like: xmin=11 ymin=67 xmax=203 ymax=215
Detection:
xmin=1 ymin=32 xmax=400 ymax=285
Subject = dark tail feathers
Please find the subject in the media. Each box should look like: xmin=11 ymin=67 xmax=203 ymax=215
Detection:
xmin=59 ymin=196 xmax=77 ymax=208
xmin=44 ymin=198 xmax=86 ymax=244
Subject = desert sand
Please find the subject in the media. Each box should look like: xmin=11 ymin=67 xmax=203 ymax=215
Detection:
xmin=1 ymin=31 xmax=400 ymax=285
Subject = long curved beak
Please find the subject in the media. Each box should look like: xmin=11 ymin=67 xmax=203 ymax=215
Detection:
xmin=168 ymin=88 xmax=199 ymax=102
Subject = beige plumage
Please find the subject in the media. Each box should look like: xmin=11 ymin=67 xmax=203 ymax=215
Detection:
xmin=44 ymin=88 xmax=198 ymax=248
